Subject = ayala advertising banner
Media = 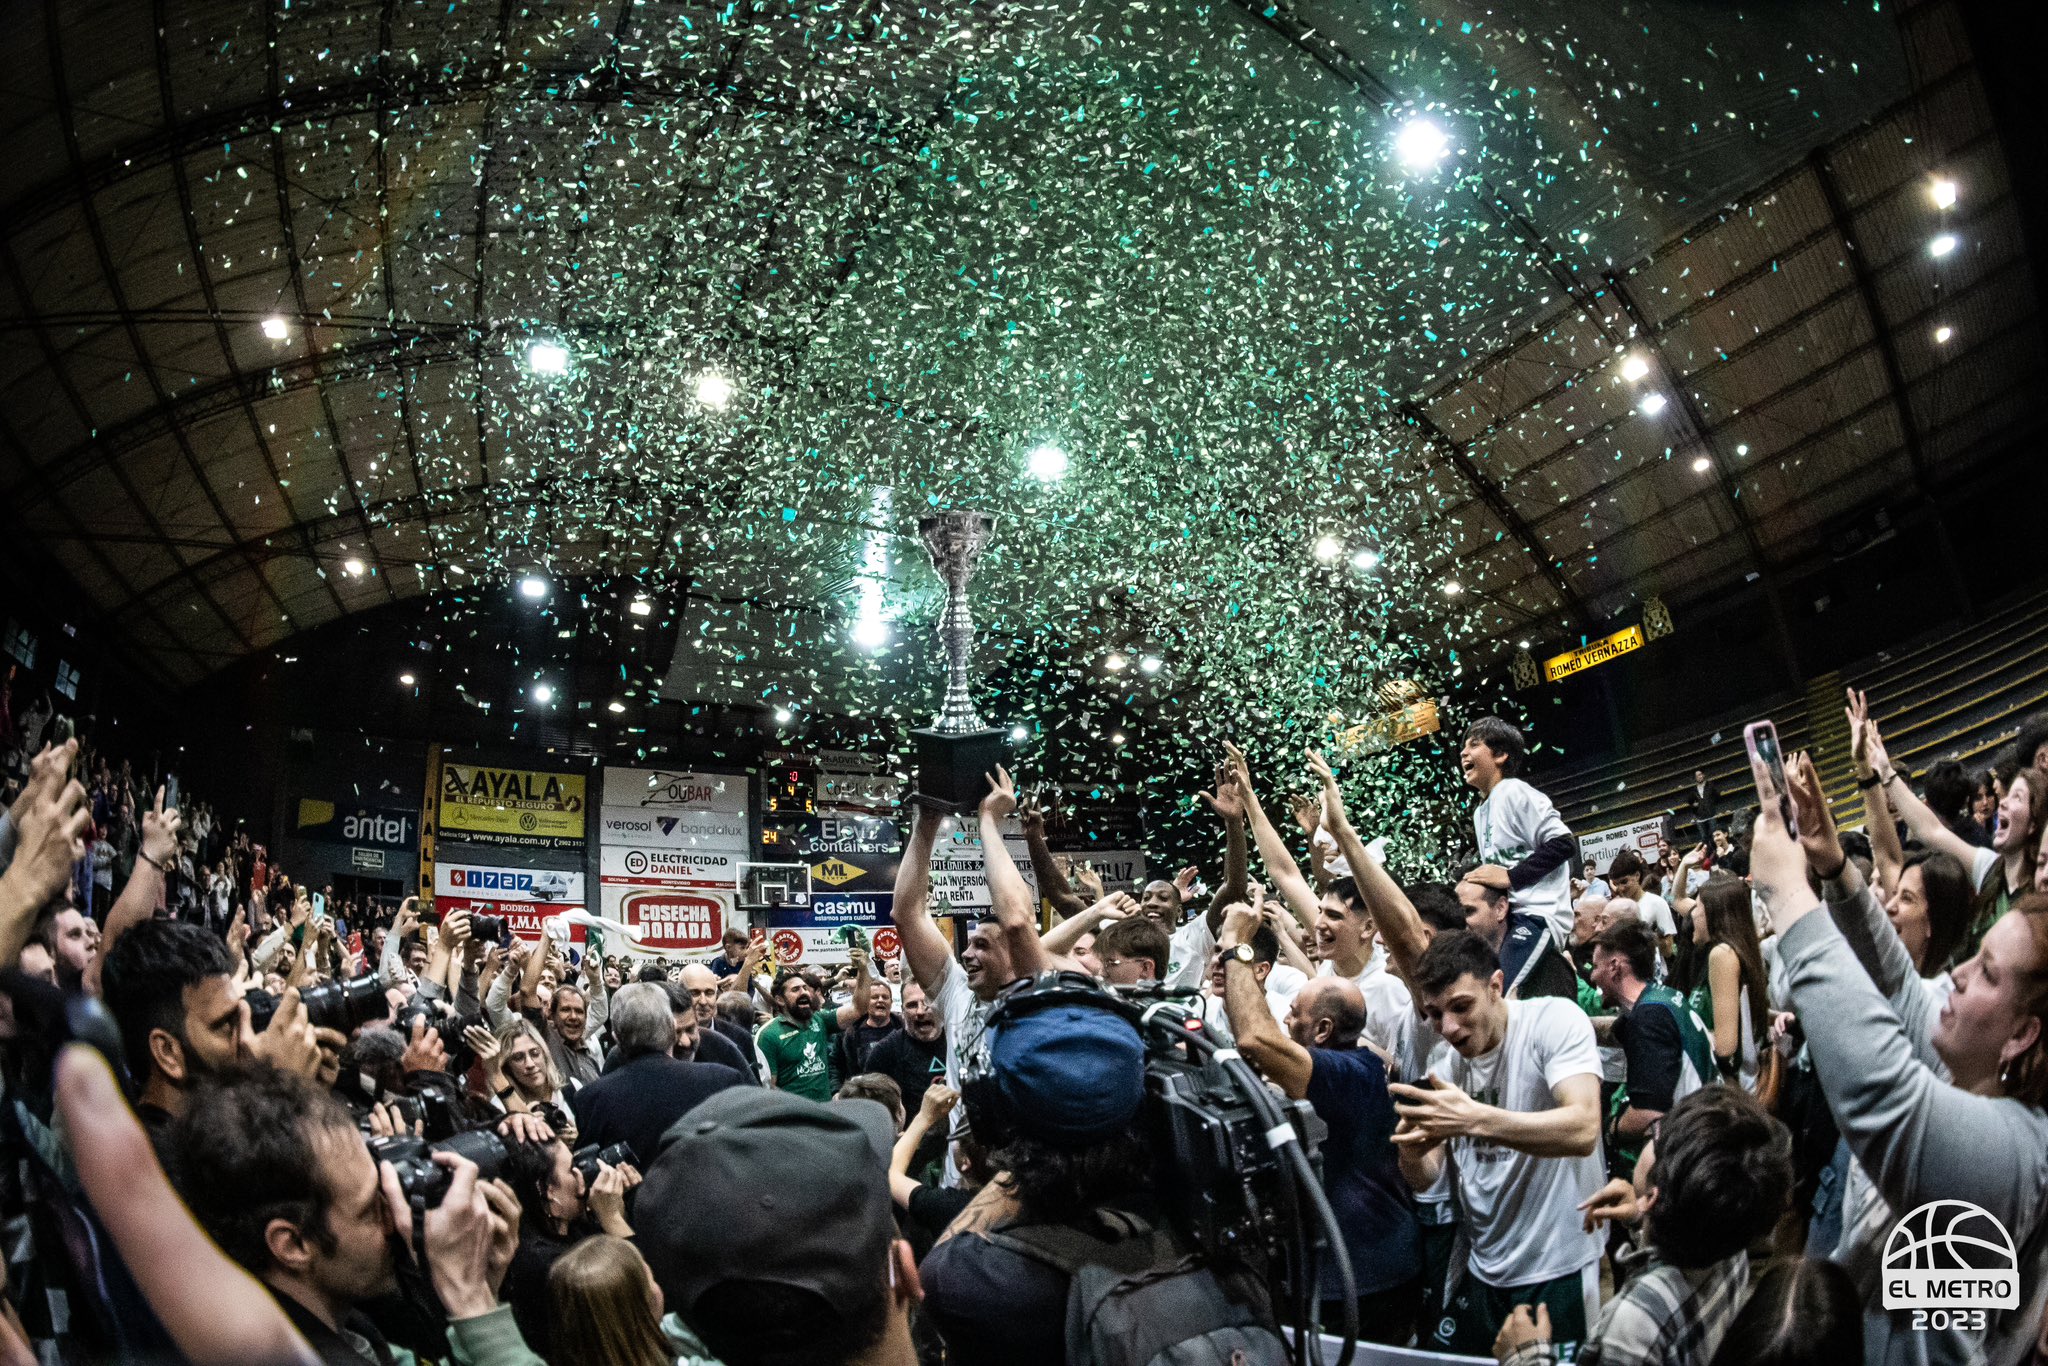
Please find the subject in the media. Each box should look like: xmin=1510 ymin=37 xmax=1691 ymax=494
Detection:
xmin=438 ymin=763 xmax=588 ymax=849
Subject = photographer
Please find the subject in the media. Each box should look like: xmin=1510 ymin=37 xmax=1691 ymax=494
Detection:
xmin=1217 ymin=893 xmax=1422 ymax=1345
xmin=496 ymin=1126 xmax=642 ymax=1359
xmin=101 ymin=918 xmax=327 ymax=1139
xmin=165 ymin=1066 xmax=543 ymax=1365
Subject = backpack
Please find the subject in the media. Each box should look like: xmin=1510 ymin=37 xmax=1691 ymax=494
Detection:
xmin=984 ymin=1210 xmax=1292 ymax=1366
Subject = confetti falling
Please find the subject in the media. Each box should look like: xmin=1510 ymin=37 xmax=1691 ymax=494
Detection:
xmin=9 ymin=0 xmax=1982 ymax=869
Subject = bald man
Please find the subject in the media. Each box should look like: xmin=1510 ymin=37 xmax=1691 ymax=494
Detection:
xmin=1218 ymin=900 xmax=1422 ymax=1342
xmin=682 ymin=963 xmax=760 ymax=1069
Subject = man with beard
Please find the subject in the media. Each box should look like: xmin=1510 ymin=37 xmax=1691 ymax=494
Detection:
xmin=892 ymin=768 xmax=1048 ymax=1181
xmin=100 ymin=919 xmax=326 ymax=1144
xmin=756 ymin=946 xmax=874 ymax=1101
xmin=866 ymin=979 xmax=947 ymax=1113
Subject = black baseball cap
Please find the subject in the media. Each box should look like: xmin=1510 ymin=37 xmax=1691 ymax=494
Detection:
xmin=637 ymin=1088 xmax=897 ymax=1325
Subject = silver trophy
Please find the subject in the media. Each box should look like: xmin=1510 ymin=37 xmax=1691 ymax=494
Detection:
xmin=908 ymin=510 xmax=1006 ymax=813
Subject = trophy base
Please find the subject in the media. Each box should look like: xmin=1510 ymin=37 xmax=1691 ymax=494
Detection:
xmin=907 ymin=727 xmax=1007 ymax=814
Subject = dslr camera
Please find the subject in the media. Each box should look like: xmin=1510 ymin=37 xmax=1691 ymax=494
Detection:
xmin=571 ymin=1141 xmax=636 ymax=1189
xmin=369 ymin=1129 xmax=508 ymax=1209
xmin=246 ymin=975 xmax=390 ymax=1034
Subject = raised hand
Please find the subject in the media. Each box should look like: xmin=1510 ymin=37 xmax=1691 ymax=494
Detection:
xmin=399 ymin=1016 xmax=449 ymax=1075
xmin=1784 ymin=751 xmax=1845 ymax=875
xmin=1072 ymin=860 xmax=1105 ymax=904
xmin=979 ymin=765 xmax=1018 ymax=822
xmin=140 ymin=785 xmax=183 ymax=868
xmin=1287 ymin=792 xmax=1320 ymax=837
xmin=1173 ymin=865 xmax=1199 ymax=903
xmin=246 ymin=988 xmax=322 ymax=1078
xmin=1196 ymin=762 xmax=1247 ymax=824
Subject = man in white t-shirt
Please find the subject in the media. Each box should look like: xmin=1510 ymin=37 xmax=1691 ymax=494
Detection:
xmin=1162 ymin=759 xmax=1250 ymax=989
xmin=891 ymin=774 xmax=1048 ymax=1182
xmin=1463 ymin=718 xmax=1577 ymax=950
xmin=1386 ymin=929 xmax=1605 ymax=1360
xmin=1295 ymin=876 xmax=1414 ymax=1071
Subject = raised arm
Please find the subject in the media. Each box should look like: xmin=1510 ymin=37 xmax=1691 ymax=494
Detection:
xmin=1223 ymin=742 xmax=1321 ymax=931
xmin=1309 ymin=749 xmax=1430 ymax=984
xmin=1040 ymin=892 xmax=1136 ymax=956
xmin=979 ymin=768 xmax=1048 ymax=978
xmin=1196 ymin=761 xmax=1249 ymax=934
xmin=1219 ymin=898 xmax=1312 ymax=1098
xmin=1018 ymin=803 xmax=1086 ymax=919
xmin=1847 ymin=688 xmax=1905 ymax=897
xmin=891 ymin=803 xmax=952 ymax=993
xmin=833 ymin=945 xmax=875 ymax=1030
xmin=89 ymin=785 xmax=181 ymax=993
xmin=0 ymin=746 xmax=91 ymax=972
xmin=1859 ymin=700 xmax=1979 ymax=872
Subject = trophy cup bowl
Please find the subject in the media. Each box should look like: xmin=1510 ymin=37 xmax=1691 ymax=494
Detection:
xmin=907 ymin=510 xmax=1007 ymax=814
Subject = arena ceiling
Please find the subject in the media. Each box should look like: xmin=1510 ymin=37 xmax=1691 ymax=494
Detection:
xmin=1 ymin=0 xmax=2039 ymax=742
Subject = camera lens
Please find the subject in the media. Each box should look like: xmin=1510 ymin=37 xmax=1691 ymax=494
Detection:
xmin=299 ymin=976 xmax=390 ymax=1034
xmin=571 ymin=1141 xmax=636 ymax=1188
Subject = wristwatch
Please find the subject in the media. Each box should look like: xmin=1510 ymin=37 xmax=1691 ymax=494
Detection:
xmin=1223 ymin=942 xmax=1256 ymax=966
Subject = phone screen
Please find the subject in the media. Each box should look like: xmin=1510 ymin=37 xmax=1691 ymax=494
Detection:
xmin=1745 ymin=721 xmax=1798 ymax=835
xmin=163 ymin=773 xmax=180 ymax=812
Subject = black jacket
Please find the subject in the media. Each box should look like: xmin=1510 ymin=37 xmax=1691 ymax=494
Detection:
xmin=570 ymin=1051 xmax=742 ymax=1166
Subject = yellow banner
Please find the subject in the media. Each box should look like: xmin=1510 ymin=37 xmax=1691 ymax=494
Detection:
xmin=1544 ymin=626 xmax=1645 ymax=683
xmin=439 ymin=763 xmax=587 ymax=843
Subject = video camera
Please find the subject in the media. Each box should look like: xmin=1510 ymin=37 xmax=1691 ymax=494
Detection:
xmin=369 ymin=1129 xmax=508 ymax=1209
xmin=959 ymin=972 xmax=1353 ymax=1366
xmin=571 ymin=1141 xmax=635 ymax=1189
xmin=245 ymin=975 xmax=389 ymax=1035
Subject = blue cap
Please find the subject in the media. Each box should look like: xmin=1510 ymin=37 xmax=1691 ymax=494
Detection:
xmin=989 ymin=1003 xmax=1147 ymax=1146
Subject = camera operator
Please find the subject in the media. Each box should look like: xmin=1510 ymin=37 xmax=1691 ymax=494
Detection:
xmin=1217 ymin=893 xmax=1423 ymax=1345
xmin=165 ymin=1066 xmax=542 ymax=1366
xmin=921 ymin=984 xmax=1278 ymax=1366
xmin=496 ymin=1126 xmax=642 ymax=1359
xmin=100 ymin=918 xmax=327 ymax=1140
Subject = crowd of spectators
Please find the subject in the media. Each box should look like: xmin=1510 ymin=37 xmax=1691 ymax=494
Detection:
xmin=2 ymin=686 xmax=2046 ymax=1366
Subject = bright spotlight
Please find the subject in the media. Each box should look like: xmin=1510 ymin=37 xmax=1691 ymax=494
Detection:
xmin=693 ymin=369 xmax=734 ymax=409
xmin=398 ymin=672 xmax=416 ymax=687
xmin=1138 ymin=654 xmax=1163 ymax=675
xmin=628 ymin=597 xmax=652 ymax=616
xmin=1313 ymin=534 xmax=1344 ymax=563
xmin=608 ymin=700 xmax=626 ymax=714
xmin=1394 ymin=117 xmax=1451 ymax=171
xmin=1692 ymin=455 xmax=1712 ymax=473
xmin=531 ymin=683 xmax=554 ymax=704
xmin=342 ymin=558 xmax=365 ymax=577
xmin=851 ymin=616 xmax=889 ymax=650
xmin=526 ymin=340 xmax=570 ymax=374
xmin=1929 ymin=178 xmax=1959 ymax=209
xmin=773 ymin=706 xmax=793 ymax=725
xmin=519 ymin=575 xmax=549 ymax=600
xmin=1516 ymin=640 xmax=1530 ymax=650
xmin=1025 ymin=443 xmax=1069 ymax=481
xmin=1442 ymin=581 xmax=1464 ymax=597
xmin=1934 ymin=325 xmax=1954 ymax=345
xmin=1735 ymin=443 xmax=1750 ymax=456
xmin=1352 ymin=548 xmax=1381 ymax=571
xmin=1104 ymin=653 xmax=1129 ymax=673
xmin=1637 ymin=392 xmax=1669 ymax=416
xmin=1620 ymin=353 xmax=1651 ymax=382
xmin=1010 ymin=724 xmax=1029 ymax=742
xmin=1110 ymin=732 xmax=1127 ymax=746
xmin=262 ymin=316 xmax=290 ymax=340
xmin=1929 ymin=233 xmax=1959 ymax=258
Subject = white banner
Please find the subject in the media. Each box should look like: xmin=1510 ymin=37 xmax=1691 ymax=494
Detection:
xmin=433 ymin=862 xmax=585 ymax=904
xmin=1578 ymin=817 xmax=1664 ymax=877
xmin=599 ymin=845 xmax=741 ymax=885
xmin=599 ymin=806 xmax=749 ymax=851
xmin=600 ymin=767 xmax=749 ymax=813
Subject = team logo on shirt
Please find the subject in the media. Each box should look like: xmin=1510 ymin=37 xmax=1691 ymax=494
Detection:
xmin=1882 ymin=1199 xmax=2018 ymax=1319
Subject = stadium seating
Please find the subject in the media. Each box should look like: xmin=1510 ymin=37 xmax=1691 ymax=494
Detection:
xmin=1537 ymin=585 xmax=2048 ymax=846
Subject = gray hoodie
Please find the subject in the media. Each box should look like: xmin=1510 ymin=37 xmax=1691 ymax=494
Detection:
xmin=1782 ymin=865 xmax=2048 ymax=1366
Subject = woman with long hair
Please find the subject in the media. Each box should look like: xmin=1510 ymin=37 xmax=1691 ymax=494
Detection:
xmin=1768 ymin=752 xmax=2048 ymax=1366
xmin=482 ymin=1017 xmax=579 ymax=1141
xmin=1852 ymin=689 xmax=2045 ymax=966
xmin=1883 ymin=850 xmax=1974 ymax=982
xmin=1687 ymin=874 xmax=1771 ymax=1093
xmin=548 ymin=1236 xmax=677 ymax=1366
